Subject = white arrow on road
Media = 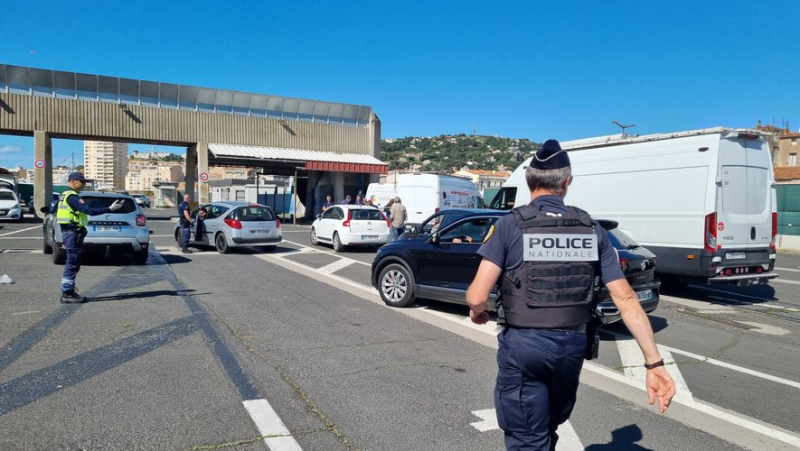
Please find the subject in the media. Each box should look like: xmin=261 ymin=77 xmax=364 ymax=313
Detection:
xmin=470 ymin=409 xmax=584 ymax=450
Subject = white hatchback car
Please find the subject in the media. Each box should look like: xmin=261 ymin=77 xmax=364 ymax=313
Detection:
xmin=311 ymin=205 xmax=392 ymax=252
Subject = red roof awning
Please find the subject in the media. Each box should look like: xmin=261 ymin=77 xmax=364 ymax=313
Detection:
xmin=305 ymin=161 xmax=387 ymax=174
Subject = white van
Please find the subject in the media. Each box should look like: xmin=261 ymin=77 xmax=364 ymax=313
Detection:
xmin=489 ymin=128 xmax=778 ymax=286
xmin=365 ymin=183 xmax=397 ymax=212
xmin=395 ymin=173 xmax=484 ymax=226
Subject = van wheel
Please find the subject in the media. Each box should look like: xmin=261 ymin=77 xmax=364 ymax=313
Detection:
xmin=310 ymin=228 xmax=319 ymax=245
xmin=215 ymin=233 xmax=230 ymax=254
xmin=133 ymin=250 xmax=148 ymax=265
xmin=378 ymin=263 xmax=415 ymax=307
xmin=332 ymin=232 xmax=343 ymax=252
xmin=53 ymin=245 xmax=66 ymax=265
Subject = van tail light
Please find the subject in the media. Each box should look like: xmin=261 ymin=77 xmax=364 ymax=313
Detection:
xmin=771 ymin=212 xmax=778 ymax=252
xmin=342 ymin=209 xmax=352 ymax=227
xmin=704 ymin=212 xmax=717 ymax=253
xmin=224 ymin=219 xmax=242 ymax=230
xmin=276 ymin=218 xmax=281 ymax=228
xmin=135 ymin=214 xmax=146 ymax=226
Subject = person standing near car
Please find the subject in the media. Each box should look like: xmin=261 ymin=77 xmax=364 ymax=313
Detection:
xmin=178 ymin=194 xmax=193 ymax=254
xmin=466 ymin=140 xmax=675 ymax=451
xmin=321 ymin=194 xmax=334 ymax=212
xmin=57 ymin=172 xmax=123 ymax=303
xmin=389 ymin=196 xmax=407 ymax=237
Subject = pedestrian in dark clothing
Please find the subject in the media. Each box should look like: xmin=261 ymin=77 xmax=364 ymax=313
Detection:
xmin=322 ymin=195 xmax=334 ymax=212
xmin=355 ymin=195 xmax=364 ymax=205
xmin=178 ymin=194 xmax=193 ymax=254
xmin=341 ymin=195 xmax=352 ymax=205
xmin=466 ymin=140 xmax=675 ymax=450
xmin=56 ymin=172 xmax=123 ymax=303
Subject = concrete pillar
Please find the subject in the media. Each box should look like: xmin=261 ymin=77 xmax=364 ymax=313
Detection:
xmin=185 ymin=144 xmax=197 ymax=202
xmin=197 ymin=142 xmax=209 ymax=204
xmin=369 ymin=112 xmax=383 ymax=185
xmin=33 ymin=131 xmax=53 ymax=219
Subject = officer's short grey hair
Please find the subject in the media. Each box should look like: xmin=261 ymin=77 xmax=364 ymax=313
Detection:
xmin=525 ymin=165 xmax=572 ymax=196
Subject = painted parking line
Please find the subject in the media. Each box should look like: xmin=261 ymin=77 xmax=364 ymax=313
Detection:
xmin=243 ymin=399 xmax=304 ymax=451
xmin=318 ymin=258 xmax=355 ymax=275
xmin=0 ymin=225 xmax=40 ymax=237
xmin=469 ymin=410 xmax=584 ymax=450
xmin=775 ymin=267 xmax=800 ymax=273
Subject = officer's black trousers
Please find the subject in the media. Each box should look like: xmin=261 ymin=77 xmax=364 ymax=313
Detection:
xmin=495 ymin=327 xmax=586 ymax=451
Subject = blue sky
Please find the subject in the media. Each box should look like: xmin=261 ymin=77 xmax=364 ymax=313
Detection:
xmin=1 ymin=0 xmax=798 ymax=169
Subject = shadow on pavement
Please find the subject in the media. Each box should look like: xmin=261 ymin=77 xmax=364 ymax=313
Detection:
xmin=660 ymin=279 xmax=777 ymax=304
xmin=88 ymin=289 xmax=208 ymax=303
xmin=584 ymin=424 xmax=651 ymax=451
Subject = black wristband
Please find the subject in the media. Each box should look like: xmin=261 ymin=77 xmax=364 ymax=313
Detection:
xmin=644 ymin=359 xmax=665 ymax=370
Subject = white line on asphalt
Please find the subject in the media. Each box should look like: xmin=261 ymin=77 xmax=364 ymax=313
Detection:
xmin=281 ymin=239 xmax=371 ymax=266
xmin=469 ymin=409 xmax=584 ymax=450
xmin=0 ymin=236 xmax=43 ymax=240
xmin=770 ymin=278 xmax=800 ymax=286
xmin=582 ymin=362 xmax=800 ymax=448
xmin=318 ymin=258 xmax=355 ymax=275
xmin=775 ymin=266 xmax=800 ymax=273
xmin=243 ymin=399 xmax=303 ymax=451
xmin=11 ymin=310 xmax=41 ymax=316
xmin=0 ymin=225 xmax=40 ymax=237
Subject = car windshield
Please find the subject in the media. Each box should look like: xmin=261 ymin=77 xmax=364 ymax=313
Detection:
xmin=82 ymin=196 xmax=137 ymax=214
xmin=233 ymin=206 xmax=275 ymax=221
xmin=0 ymin=192 xmax=16 ymax=201
xmin=351 ymin=209 xmax=385 ymax=221
xmin=607 ymin=228 xmax=641 ymax=250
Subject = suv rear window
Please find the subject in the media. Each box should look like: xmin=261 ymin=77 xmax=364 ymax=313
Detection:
xmin=489 ymin=187 xmax=517 ymax=210
xmin=606 ymin=228 xmax=640 ymax=250
xmin=233 ymin=206 xmax=275 ymax=221
xmin=351 ymin=209 xmax=385 ymax=221
xmin=82 ymin=196 xmax=137 ymax=213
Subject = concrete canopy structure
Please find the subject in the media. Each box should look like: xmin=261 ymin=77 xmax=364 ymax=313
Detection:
xmin=0 ymin=64 xmax=383 ymax=217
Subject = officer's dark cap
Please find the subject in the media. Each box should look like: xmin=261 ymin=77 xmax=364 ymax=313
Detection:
xmin=530 ymin=139 xmax=570 ymax=170
xmin=67 ymin=172 xmax=88 ymax=182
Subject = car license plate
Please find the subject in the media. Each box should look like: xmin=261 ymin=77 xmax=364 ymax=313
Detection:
xmin=94 ymin=226 xmax=120 ymax=232
xmin=636 ymin=290 xmax=653 ymax=302
xmin=361 ymin=235 xmax=378 ymax=240
xmin=726 ymin=252 xmax=746 ymax=260
xmin=250 ymin=230 xmax=269 ymax=235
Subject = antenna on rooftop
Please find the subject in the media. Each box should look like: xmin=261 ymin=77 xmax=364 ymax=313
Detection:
xmin=612 ymin=121 xmax=636 ymax=138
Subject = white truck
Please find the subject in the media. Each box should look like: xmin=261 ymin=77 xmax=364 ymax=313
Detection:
xmin=489 ymin=128 xmax=778 ymax=286
xmin=368 ymin=173 xmax=484 ymax=226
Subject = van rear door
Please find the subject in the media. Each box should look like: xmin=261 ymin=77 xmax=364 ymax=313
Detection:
xmin=717 ymin=135 xmax=773 ymax=253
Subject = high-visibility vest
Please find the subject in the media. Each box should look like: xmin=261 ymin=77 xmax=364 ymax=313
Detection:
xmin=56 ymin=190 xmax=88 ymax=227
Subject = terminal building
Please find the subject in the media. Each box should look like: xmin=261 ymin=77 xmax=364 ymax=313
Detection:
xmin=0 ymin=63 xmax=386 ymax=220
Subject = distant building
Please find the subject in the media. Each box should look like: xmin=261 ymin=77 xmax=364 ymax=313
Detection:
xmin=125 ymin=164 xmax=184 ymax=192
xmin=84 ymin=141 xmax=128 ymax=190
xmin=453 ymin=168 xmax=511 ymax=191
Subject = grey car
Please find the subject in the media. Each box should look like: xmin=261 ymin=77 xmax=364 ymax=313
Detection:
xmin=173 ymin=201 xmax=282 ymax=253
xmin=42 ymin=192 xmax=151 ymax=265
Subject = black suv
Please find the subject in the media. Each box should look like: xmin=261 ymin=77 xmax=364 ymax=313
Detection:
xmin=371 ymin=211 xmax=660 ymax=324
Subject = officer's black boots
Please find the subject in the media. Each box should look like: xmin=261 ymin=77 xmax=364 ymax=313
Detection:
xmin=181 ymin=248 xmax=193 ymax=254
xmin=60 ymin=291 xmax=86 ymax=304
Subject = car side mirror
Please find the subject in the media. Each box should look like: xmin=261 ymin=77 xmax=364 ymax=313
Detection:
xmin=39 ymin=206 xmax=50 ymax=214
xmin=316 ymin=214 xmax=321 ymax=219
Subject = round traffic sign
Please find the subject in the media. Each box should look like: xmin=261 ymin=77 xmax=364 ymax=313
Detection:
xmin=34 ymin=159 xmax=46 ymax=169
xmin=199 ymin=172 xmax=210 ymax=182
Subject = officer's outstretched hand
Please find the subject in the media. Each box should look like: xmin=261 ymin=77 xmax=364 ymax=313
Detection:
xmin=109 ymin=200 xmax=124 ymax=211
xmin=646 ymin=366 xmax=676 ymax=413
xmin=469 ymin=309 xmax=489 ymax=325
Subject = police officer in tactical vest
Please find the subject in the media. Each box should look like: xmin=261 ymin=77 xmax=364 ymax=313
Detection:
xmin=57 ymin=172 xmax=123 ymax=303
xmin=466 ymin=140 xmax=676 ymax=450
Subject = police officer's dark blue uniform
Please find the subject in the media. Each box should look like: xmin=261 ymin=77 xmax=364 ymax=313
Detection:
xmin=466 ymin=140 xmax=676 ymax=450
xmin=57 ymin=172 xmax=123 ymax=303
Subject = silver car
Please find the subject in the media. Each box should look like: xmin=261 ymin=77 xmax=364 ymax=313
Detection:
xmin=42 ymin=192 xmax=151 ymax=265
xmin=173 ymin=201 xmax=282 ymax=253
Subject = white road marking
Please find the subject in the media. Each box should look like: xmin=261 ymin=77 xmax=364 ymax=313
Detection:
xmin=243 ymin=399 xmax=303 ymax=451
xmin=614 ymin=337 xmax=694 ymax=401
xmin=583 ymin=362 xmax=800 ymax=448
xmin=660 ymin=295 xmax=737 ymax=314
xmin=0 ymin=236 xmax=43 ymax=240
xmin=0 ymin=225 xmax=40 ymax=237
xmin=775 ymin=266 xmax=800 ymax=273
xmin=282 ymin=239 xmax=372 ymax=266
xmin=770 ymin=278 xmax=800 ymax=286
xmin=469 ymin=409 xmax=584 ymax=450
xmin=318 ymin=258 xmax=355 ymax=275
xmin=11 ymin=310 xmax=41 ymax=316
xmin=0 ymin=249 xmax=43 ymax=254
xmin=735 ymin=322 xmax=790 ymax=336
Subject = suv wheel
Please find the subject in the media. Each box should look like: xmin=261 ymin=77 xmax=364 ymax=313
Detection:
xmin=310 ymin=227 xmax=318 ymax=245
xmin=332 ymin=232 xmax=343 ymax=252
xmin=215 ymin=233 xmax=230 ymax=254
xmin=378 ymin=263 xmax=415 ymax=307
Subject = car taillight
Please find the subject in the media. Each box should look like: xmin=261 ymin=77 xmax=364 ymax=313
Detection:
xmin=276 ymin=218 xmax=281 ymax=228
xmin=704 ymin=212 xmax=717 ymax=253
xmin=619 ymin=257 xmax=629 ymax=272
xmin=136 ymin=214 xmax=146 ymax=226
xmin=224 ymin=219 xmax=242 ymax=229
xmin=771 ymin=212 xmax=777 ymax=252
xmin=342 ymin=209 xmax=352 ymax=227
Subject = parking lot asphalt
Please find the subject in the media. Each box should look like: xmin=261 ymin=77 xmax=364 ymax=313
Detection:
xmin=0 ymin=214 xmax=798 ymax=450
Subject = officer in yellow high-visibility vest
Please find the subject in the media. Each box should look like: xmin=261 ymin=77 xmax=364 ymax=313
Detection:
xmin=57 ymin=172 xmax=123 ymax=303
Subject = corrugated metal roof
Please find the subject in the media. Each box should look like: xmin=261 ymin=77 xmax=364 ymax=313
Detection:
xmin=209 ymin=143 xmax=385 ymax=165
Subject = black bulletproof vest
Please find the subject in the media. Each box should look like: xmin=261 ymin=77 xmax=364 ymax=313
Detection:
xmin=500 ymin=204 xmax=599 ymax=328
